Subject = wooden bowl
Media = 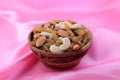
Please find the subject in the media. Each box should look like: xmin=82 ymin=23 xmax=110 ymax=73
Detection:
xmin=28 ymin=27 xmax=92 ymax=70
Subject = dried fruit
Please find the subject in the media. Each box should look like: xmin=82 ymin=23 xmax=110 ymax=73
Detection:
xmin=33 ymin=26 xmax=44 ymax=34
xmin=64 ymin=23 xmax=74 ymax=37
xmin=45 ymin=43 xmax=53 ymax=47
xmin=74 ymin=29 xmax=84 ymax=36
xmin=56 ymin=40 xmax=62 ymax=45
xmin=43 ymin=45 xmax=49 ymax=52
xmin=46 ymin=28 xmax=58 ymax=41
xmin=28 ymin=41 xmax=36 ymax=46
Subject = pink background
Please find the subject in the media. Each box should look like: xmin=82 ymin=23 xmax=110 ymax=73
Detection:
xmin=0 ymin=0 xmax=120 ymax=80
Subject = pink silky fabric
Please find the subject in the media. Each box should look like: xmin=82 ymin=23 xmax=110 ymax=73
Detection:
xmin=0 ymin=0 xmax=120 ymax=80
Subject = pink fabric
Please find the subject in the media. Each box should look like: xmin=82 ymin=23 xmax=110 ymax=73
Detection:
xmin=0 ymin=0 xmax=120 ymax=80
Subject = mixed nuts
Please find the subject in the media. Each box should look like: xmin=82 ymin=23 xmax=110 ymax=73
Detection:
xmin=29 ymin=20 xmax=91 ymax=54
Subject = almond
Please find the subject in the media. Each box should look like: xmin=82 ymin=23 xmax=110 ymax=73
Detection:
xmin=36 ymin=36 xmax=46 ymax=47
xmin=43 ymin=23 xmax=50 ymax=29
xmin=58 ymin=30 xmax=69 ymax=37
xmin=50 ymin=20 xmax=61 ymax=25
xmin=73 ymin=44 xmax=80 ymax=50
xmin=34 ymin=33 xmax=41 ymax=39
xmin=46 ymin=39 xmax=55 ymax=44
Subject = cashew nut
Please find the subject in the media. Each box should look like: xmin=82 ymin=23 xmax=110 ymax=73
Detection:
xmin=49 ymin=45 xmax=63 ymax=53
xmin=59 ymin=38 xmax=71 ymax=50
xmin=58 ymin=37 xmax=63 ymax=40
xmin=55 ymin=21 xmax=81 ymax=29
xmin=55 ymin=22 xmax=64 ymax=29
xmin=55 ymin=21 xmax=71 ymax=29
xmin=49 ymin=38 xmax=71 ymax=53
xmin=71 ymin=23 xmax=81 ymax=29
xmin=40 ymin=32 xmax=52 ymax=38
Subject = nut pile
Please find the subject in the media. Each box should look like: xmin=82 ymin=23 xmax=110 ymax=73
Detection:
xmin=29 ymin=20 xmax=91 ymax=54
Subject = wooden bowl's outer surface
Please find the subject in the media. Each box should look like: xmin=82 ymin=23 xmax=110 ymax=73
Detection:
xmin=28 ymin=28 xmax=92 ymax=70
